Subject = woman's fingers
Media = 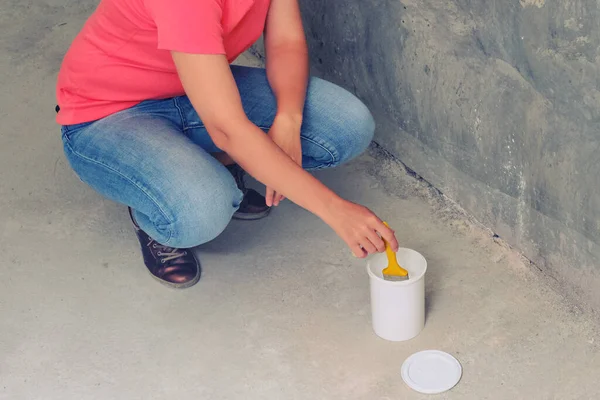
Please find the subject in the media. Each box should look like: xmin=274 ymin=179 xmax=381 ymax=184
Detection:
xmin=265 ymin=187 xmax=275 ymax=207
xmin=375 ymin=221 xmax=398 ymax=252
xmin=274 ymin=193 xmax=283 ymax=206
xmin=267 ymin=190 xmax=285 ymax=207
xmin=366 ymin=228 xmax=386 ymax=253
xmin=324 ymin=199 xmax=400 ymax=258
xmin=358 ymin=237 xmax=377 ymax=255
xmin=351 ymin=243 xmax=368 ymax=258
xmin=355 ymin=222 xmax=398 ymax=256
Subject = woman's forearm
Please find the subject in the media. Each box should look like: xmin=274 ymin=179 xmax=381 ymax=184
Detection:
xmin=264 ymin=0 xmax=309 ymax=121
xmin=266 ymin=44 xmax=309 ymax=121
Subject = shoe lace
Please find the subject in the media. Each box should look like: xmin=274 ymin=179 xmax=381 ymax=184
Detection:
xmin=148 ymin=239 xmax=187 ymax=263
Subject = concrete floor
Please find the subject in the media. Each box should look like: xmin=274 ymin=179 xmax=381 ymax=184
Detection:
xmin=2 ymin=1 xmax=600 ymax=399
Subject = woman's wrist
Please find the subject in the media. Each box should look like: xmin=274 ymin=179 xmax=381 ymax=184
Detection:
xmin=311 ymin=187 xmax=345 ymax=223
xmin=274 ymin=111 xmax=303 ymax=130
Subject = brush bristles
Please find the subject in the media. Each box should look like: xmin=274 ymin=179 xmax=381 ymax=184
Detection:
xmin=383 ymin=274 xmax=410 ymax=282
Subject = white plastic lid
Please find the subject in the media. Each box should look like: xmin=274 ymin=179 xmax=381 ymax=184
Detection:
xmin=401 ymin=350 xmax=462 ymax=394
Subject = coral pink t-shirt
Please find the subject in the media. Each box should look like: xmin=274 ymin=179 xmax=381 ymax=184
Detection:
xmin=56 ymin=0 xmax=270 ymax=125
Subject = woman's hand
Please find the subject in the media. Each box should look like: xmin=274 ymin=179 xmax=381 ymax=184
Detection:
xmin=266 ymin=114 xmax=303 ymax=206
xmin=322 ymin=198 xmax=399 ymax=258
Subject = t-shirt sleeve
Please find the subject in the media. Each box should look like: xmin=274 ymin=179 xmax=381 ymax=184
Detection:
xmin=144 ymin=0 xmax=225 ymax=54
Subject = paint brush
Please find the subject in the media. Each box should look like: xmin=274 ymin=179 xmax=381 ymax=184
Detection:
xmin=381 ymin=222 xmax=409 ymax=281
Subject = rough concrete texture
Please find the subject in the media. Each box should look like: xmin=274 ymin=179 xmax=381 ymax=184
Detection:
xmin=281 ymin=1 xmax=600 ymax=314
xmin=2 ymin=1 xmax=600 ymax=399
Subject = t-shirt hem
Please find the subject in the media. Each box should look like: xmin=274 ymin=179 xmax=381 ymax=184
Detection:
xmin=56 ymin=101 xmax=142 ymax=126
xmin=156 ymin=44 xmax=227 ymax=55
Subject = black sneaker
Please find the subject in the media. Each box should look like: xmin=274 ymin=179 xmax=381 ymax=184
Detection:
xmin=226 ymin=164 xmax=271 ymax=220
xmin=129 ymin=208 xmax=201 ymax=289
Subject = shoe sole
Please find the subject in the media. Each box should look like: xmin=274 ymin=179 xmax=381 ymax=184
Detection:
xmin=146 ymin=251 xmax=202 ymax=289
xmin=232 ymin=207 xmax=272 ymax=221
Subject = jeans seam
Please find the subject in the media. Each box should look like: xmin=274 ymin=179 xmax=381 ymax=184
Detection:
xmin=173 ymin=97 xmax=189 ymax=130
xmin=300 ymin=135 xmax=338 ymax=168
xmin=63 ymin=139 xmax=174 ymax=244
xmin=182 ymin=125 xmax=207 ymax=132
xmin=304 ymin=164 xmax=334 ymax=172
xmin=174 ymin=97 xmax=207 ymax=131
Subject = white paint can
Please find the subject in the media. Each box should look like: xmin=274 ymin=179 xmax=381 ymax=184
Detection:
xmin=366 ymin=248 xmax=427 ymax=341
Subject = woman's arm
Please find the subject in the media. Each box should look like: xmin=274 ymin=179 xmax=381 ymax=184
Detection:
xmin=172 ymin=53 xmax=330 ymax=214
xmin=171 ymin=52 xmax=398 ymax=257
xmin=264 ymin=0 xmax=309 ymax=122
xmin=260 ymin=0 xmax=309 ymax=206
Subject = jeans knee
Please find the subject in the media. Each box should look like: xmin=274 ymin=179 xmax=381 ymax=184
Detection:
xmin=329 ymin=95 xmax=375 ymax=166
xmin=162 ymin=185 xmax=242 ymax=249
xmin=166 ymin=214 xmax=220 ymax=249
xmin=347 ymin=99 xmax=375 ymax=155
xmin=305 ymin=78 xmax=376 ymax=167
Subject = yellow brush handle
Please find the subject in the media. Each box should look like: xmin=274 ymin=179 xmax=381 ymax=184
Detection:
xmin=381 ymin=222 xmax=409 ymax=277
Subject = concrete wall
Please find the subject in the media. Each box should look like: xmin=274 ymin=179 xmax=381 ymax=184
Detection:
xmin=257 ymin=1 xmax=600 ymax=311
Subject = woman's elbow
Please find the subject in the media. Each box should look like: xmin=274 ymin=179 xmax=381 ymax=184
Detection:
xmin=205 ymin=115 xmax=253 ymax=153
xmin=206 ymin=126 xmax=231 ymax=152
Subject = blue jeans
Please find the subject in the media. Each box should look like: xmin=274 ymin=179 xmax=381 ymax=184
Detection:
xmin=61 ymin=66 xmax=375 ymax=248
